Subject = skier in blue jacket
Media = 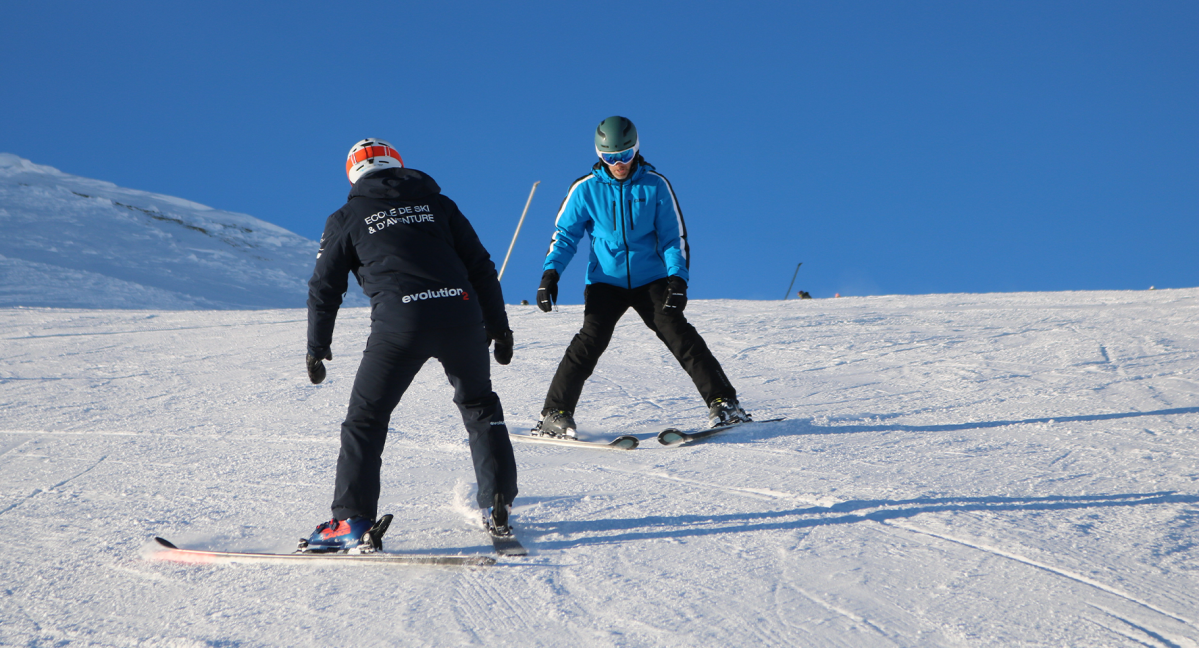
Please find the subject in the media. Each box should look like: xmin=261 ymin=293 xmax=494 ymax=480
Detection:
xmin=533 ymin=116 xmax=748 ymax=439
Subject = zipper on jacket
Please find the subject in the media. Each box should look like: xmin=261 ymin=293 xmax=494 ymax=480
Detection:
xmin=621 ymin=187 xmax=632 ymax=288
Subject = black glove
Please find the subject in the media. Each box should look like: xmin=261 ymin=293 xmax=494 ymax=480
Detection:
xmin=662 ymin=276 xmax=688 ymax=313
xmin=536 ymin=269 xmax=559 ymax=312
xmin=306 ymin=349 xmax=333 ymax=384
xmin=488 ymin=329 xmax=514 ymax=365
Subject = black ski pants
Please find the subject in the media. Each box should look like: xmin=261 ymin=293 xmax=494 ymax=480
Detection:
xmin=542 ymin=278 xmax=736 ymax=414
xmin=332 ymin=324 xmax=517 ymax=520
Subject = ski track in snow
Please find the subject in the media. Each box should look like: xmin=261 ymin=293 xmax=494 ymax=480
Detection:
xmin=1 ymin=289 xmax=1197 ymax=646
xmin=0 ymin=453 xmax=109 ymax=517
xmin=882 ymin=520 xmax=1197 ymax=644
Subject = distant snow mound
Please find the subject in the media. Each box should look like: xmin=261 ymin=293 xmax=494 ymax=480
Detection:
xmin=0 ymin=153 xmax=368 ymax=309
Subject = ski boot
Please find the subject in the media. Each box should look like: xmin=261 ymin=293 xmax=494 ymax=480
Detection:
xmin=297 ymin=515 xmax=392 ymax=554
xmin=708 ymin=398 xmax=751 ymax=428
xmin=484 ymin=493 xmax=513 ymax=538
xmin=532 ymin=409 xmax=577 ymax=439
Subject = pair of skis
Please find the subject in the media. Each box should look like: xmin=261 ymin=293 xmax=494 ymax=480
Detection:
xmin=509 ymin=417 xmax=785 ymax=449
xmin=149 ymin=512 xmax=526 ymax=568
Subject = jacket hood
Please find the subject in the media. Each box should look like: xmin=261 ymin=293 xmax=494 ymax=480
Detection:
xmin=349 ymin=167 xmax=441 ymax=201
xmin=591 ymin=157 xmax=655 ymax=184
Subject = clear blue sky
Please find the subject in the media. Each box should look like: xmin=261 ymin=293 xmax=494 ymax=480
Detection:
xmin=3 ymin=1 xmax=1195 ymax=302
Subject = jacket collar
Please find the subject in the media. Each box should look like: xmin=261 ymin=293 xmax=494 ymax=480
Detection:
xmin=591 ymin=158 xmax=654 ymax=185
xmin=348 ymin=167 xmax=441 ymax=201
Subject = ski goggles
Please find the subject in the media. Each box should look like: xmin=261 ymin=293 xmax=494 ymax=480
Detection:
xmin=597 ymin=145 xmax=638 ymax=166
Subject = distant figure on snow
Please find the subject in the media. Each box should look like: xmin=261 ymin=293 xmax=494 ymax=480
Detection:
xmin=532 ymin=116 xmax=748 ymax=440
xmin=303 ymin=139 xmax=518 ymax=551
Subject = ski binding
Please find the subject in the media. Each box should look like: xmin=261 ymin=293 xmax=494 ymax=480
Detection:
xmin=483 ymin=511 xmax=528 ymax=557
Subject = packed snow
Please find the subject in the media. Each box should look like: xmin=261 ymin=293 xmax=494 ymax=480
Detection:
xmin=0 ymin=153 xmax=366 ymax=310
xmin=1 ymin=287 xmax=1197 ymax=646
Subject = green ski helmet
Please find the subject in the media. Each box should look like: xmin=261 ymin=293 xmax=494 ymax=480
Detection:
xmin=594 ymin=116 xmax=639 ymax=159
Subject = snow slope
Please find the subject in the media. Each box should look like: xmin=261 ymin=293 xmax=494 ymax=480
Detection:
xmin=0 ymin=153 xmax=367 ymax=309
xmin=1 ymin=289 xmax=1197 ymax=647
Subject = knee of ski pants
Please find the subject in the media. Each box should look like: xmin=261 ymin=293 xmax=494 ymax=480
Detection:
xmin=459 ymin=395 xmax=508 ymax=444
xmin=649 ymin=307 xmax=695 ymax=338
xmin=341 ymin=411 xmax=390 ymax=440
xmin=570 ymin=323 xmax=617 ymax=359
xmin=458 ymin=391 xmax=503 ymax=420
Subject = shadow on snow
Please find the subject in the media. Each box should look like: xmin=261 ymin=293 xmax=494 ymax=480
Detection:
xmin=741 ymin=406 xmax=1199 ymax=441
xmin=523 ymin=491 xmax=1199 ymax=550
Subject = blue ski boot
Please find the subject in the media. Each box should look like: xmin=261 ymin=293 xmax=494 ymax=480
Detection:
xmin=298 ymin=516 xmax=377 ymax=554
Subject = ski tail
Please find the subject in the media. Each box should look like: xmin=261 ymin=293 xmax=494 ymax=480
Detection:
xmin=482 ymin=507 xmax=529 ymax=557
xmin=365 ymin=514 xmax=393 ymax=550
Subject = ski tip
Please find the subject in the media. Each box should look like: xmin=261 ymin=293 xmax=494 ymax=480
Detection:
xmin=657 ymin=429 xmax=688 ymax=446
xmin=611 ymin=435 xmax=639 ymax=449
xmin=152 ymin=536 xmax=179 ymax=549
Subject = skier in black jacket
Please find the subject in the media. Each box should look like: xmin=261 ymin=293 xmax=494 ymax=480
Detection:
xmin=303 ymin=139 xmax=518 ymax=551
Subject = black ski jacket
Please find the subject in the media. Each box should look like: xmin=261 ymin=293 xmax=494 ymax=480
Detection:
xmin=307 ymin=168 xmax=509 ymax=357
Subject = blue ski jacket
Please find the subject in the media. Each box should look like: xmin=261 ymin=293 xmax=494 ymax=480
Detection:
xmin=543 ymin=159 xmax=689 ymax=289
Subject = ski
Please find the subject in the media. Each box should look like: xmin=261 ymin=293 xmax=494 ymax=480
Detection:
xmin=489 ymin=531 xmax=528 ymax=557
xmin=483 ymin=511 xmax=529 ymax=557
xmin=510 ymin=431 xmax=638 ymax=450
xmin=657 ymin=417 xmax=786 ymax=446
xmin=148 ymin=536 xmax=496 ymax=567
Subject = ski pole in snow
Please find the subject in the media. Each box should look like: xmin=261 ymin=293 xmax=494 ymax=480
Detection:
xmin=783 ymin=262 xmax=803 ymax=300
xmin=498 ymin=181 xmax=540 ymax=282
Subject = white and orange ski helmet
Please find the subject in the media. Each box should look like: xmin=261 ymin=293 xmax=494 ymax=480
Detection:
xmin=345 ymin=138 xmax=403 ymax=184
